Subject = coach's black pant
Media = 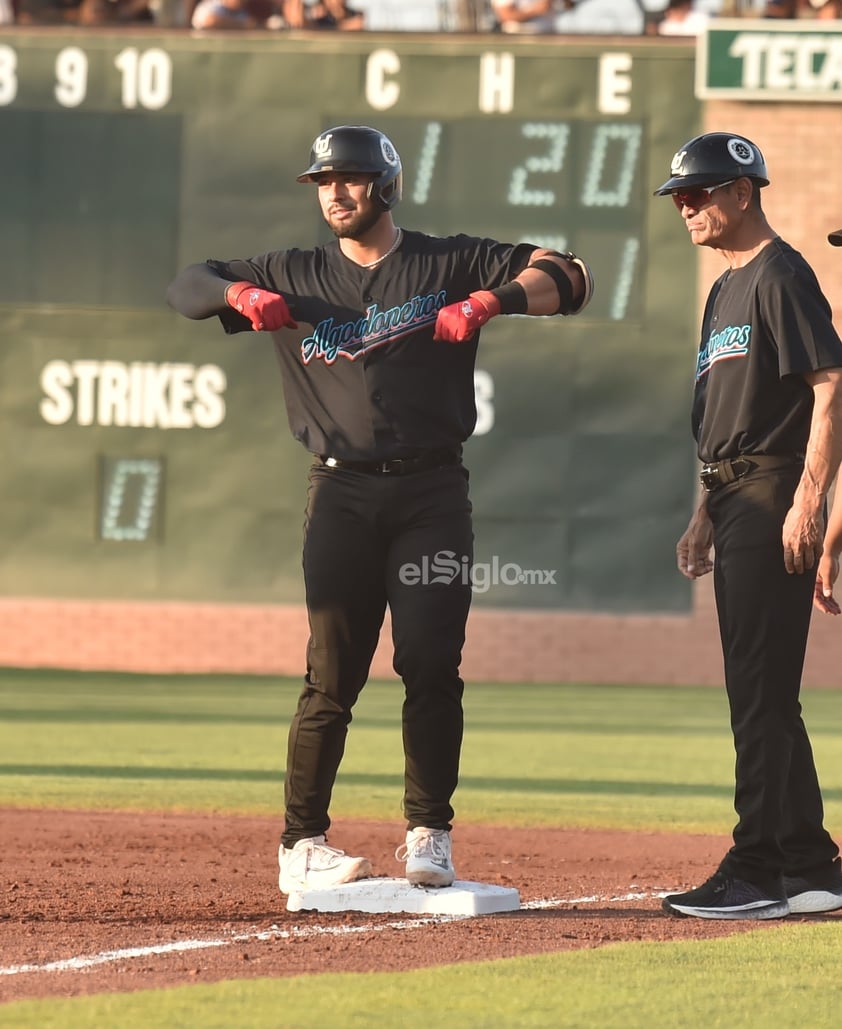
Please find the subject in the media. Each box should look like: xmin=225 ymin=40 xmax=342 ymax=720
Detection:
xmin=281 ymin=460 xmax=474 ymax=848
xmin=708 ymin=462 xmax=840 ymax=883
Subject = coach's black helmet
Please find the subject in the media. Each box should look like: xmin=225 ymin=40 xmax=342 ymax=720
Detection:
xmin=297 ymin=125 xmax=403 ymax=211
xmin=653 ymin=132 xmax=769 ymax=195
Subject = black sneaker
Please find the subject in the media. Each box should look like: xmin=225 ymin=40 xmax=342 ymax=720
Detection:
xmin=784 ymin=866 xmax=842 ymax=914
xmin=662 ymin=871 xmax=790 ymax=920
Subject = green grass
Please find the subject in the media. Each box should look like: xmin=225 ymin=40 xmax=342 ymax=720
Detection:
xmin=2 ymin=668 xmax=842 ymax=833
xmin=2 ymin=668 xmax=842 ymax=1028
xmin=4 ymin=924 xmax=841 ymax=1028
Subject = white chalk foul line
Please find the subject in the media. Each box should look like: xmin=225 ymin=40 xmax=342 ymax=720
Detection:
xmin=0 ymin=889 xmax=673 ymax=978
xmin=0 ymin=915 xmax=469 ymax=977
xmin=524 ymin=889 xmax=672 ymax=909
xmin=1 ymin=937 xmax=231 ymax=976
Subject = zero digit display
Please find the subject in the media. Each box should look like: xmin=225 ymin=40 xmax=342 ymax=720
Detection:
xmin=98 ymin=457 xmax=165 ymax=543
xmin=0 ymin=32 xmax=700 ymax=612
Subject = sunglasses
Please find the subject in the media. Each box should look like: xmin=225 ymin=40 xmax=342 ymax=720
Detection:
xmin=670 ymin=179 xmax=738 ymax=211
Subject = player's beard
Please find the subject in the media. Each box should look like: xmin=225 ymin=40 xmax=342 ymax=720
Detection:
xmin=326 ymin=203 xmax=381 ymax=241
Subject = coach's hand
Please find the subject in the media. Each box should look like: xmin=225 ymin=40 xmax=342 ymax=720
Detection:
xmin=676 ymin=499 xmax=714 ymax=580
xmin=814 ymin=552 xmax=841 ymax=615
xmin=433 ymin=291 xmax=501 ymax=343
xmin=225 ymin=281 xmax=298 ymax=332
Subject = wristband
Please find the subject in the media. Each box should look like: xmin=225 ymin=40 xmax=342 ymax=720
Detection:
xmin=490 ymin=281 xmax=529 ymax=315
xmin=225 ymin=281 xmax=250 ymax=308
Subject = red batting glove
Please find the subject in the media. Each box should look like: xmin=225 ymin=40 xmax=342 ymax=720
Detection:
xmin=433 ymin=290 xmax=501 ymax=343
xmin=225 ymin=281 xmax=298 ymax=332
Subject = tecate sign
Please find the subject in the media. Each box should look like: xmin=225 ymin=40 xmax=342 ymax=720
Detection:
xmin=697 ymin=19 xmax=842 ymax=102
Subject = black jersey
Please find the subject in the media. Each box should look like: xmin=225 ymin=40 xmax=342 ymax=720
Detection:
xmin=207 ymin=230 xmax=536 ymax=461
xmin=692 ymin=238 xmax=842 ymax=464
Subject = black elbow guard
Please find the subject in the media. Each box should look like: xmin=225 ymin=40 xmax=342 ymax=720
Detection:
xmin=533 ymin=254 xmax=594 ymax=315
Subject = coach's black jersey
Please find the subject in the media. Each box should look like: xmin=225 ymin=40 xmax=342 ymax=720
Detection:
xmin=207 ymin=230 xmax=536 ymax=461
xmin=692 ymin=238 xmax=842 ymax=464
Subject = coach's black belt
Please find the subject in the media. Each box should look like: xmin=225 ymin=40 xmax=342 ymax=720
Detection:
xmin=699 ymin=454 xmax=803 ymax=493
xmin=318 ymin=449 xmax=460 ymax=476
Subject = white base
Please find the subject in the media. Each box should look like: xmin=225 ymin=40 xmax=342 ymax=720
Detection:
xmin=285 ymin=877 xmax=521 ymax=915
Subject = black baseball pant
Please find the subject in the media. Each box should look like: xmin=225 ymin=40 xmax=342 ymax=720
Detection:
xmin=281 ymin=460 xmax=474 ymax=848
xmin=708 ymin=462 xmax=840 ymax=883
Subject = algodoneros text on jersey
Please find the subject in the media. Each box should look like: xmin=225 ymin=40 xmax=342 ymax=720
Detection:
xmin=167 ymin=123 xmax=595 ymax=898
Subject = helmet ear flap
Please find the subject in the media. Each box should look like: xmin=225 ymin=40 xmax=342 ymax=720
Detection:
xmin=375 ymin=171 xmax=402 ymax=212
xmin=365 ymin=178 xmax=395 ymax=212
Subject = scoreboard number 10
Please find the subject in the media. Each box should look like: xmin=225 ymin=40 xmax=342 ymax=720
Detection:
xmin=0 ymin=44 xmax=173 ymax=109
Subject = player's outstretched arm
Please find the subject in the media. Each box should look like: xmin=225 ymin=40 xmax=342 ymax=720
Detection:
xmin=167 ymin=262 xmax=235 ymax=320
xmin=223 ymin=282 xmax=298 ymax=332
xmin=433 ymin=248 xmax=593 ymax=343
xmin=520 ymin=248 xmax=594 ymax=316
xmin=167 ymin=262 xmax=298 ymax=332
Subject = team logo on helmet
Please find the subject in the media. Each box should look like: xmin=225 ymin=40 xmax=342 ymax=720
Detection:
xmin=670 ymin=150 xmax=687 ymax=175
xmin=727 ymin=138 xmax=755 ymax=165
xmin=380 ymin=136 xmax=399 ymax=167
xmin=313 ymin=133 xmax=334 ymax=159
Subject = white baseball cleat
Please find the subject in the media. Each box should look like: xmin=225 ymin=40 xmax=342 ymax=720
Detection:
xmin=396 ymin=827 xmax=455 ymax=887
xmin=278 ymin=835 xmax=372 ymax=894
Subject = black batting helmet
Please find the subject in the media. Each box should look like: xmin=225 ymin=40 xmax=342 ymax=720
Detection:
xmin=296 ymin=125 xmax=403 ymax=211
xmin=653 ymin=132 xmax=769 ymax=196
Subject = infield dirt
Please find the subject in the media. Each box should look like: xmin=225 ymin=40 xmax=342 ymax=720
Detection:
xmin=4 ymin=809 xmax=839 ymax=1004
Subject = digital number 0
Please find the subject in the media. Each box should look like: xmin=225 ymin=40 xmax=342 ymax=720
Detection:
xmin=581 ymin=124 xmax=642 ymax=208
xmin=100 ymin=458 xmax=162 ymax=542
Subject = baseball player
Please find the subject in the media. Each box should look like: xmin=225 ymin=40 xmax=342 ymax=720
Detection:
xmin=167 ymin=125 xmax=593 ymax=894
xmin=654 ymin=132 xmax=842 ymax=920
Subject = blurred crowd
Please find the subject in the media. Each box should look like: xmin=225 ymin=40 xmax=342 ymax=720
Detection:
xmin=1 ymin=0 xmax=840 ymax=33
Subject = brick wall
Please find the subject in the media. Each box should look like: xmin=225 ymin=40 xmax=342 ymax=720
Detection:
xmin=3 ymin=571 xmax=841 ymax=687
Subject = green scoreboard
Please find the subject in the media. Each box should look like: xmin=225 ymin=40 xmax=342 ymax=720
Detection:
xmin=0 ymin=32 xmax=700 ymax=611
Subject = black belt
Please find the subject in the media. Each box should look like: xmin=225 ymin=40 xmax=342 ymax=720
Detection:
xmin=318 ymin=449 xmax=460 ymax=476
xmin=699 ymin=454 xmax=803 ymax=493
